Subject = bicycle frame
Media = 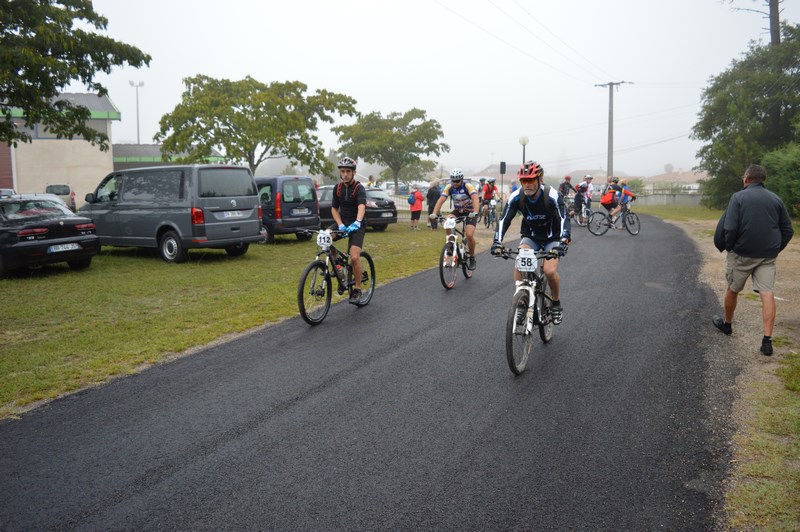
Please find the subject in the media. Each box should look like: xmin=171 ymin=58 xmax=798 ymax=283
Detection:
xmin=312 ymin=229 xmax=353 ymax=294
xmin=443 ymin=216 xmax=469 ymax=262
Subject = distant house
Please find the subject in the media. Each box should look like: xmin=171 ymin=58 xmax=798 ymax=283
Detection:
xmin=0 ymin=93 xmax=119 ymax=205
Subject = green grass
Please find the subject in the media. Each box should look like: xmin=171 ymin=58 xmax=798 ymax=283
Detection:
xmin=634 ymin=203 xmax=724 ymax=221
xmin=0 ymin=224 xmax=460 ymax=418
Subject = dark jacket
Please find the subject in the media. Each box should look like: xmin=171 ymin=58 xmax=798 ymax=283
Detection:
xmin=713 ymin=182 xmax=793 ymax=258
xmin=426 ymin=185 xmax=440 ymax=207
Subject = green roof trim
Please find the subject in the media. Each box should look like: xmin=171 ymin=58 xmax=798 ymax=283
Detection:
xmin=9 ymin=108 xmax=121 ymax=120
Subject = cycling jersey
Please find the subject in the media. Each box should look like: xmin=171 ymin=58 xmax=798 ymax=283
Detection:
xmin=482 ymin=184 xmax=498 ymax=200
xmin=440 ymin=182 xmax=478 ymax=213
xmin=496 ymin=186 xmax=570 ymax=243
xmin=332 ymin=180 xmax=366 ymax=224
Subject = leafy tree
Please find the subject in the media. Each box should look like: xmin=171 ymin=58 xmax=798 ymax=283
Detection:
xmin=692 ymin=23 xmax=800 ymax=208
xmin=763 ymin=134 xmax=800 ymax=216
xmin=0 ymin=0 xmax=151 ymax=149
xmin=333 ymin=108 xmax=450 ymax=192
xmin=155 ymin=75 xmax=357 ymax=174
xmin=379 ymin=160 xmax=436 ymax=183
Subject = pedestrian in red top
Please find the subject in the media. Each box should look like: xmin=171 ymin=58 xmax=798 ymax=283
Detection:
xmin=409 ymin=185 xmax=425 ymax=230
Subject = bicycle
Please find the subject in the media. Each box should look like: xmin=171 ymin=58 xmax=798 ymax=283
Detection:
xmin=587 ymin=201 xmax=640 ymax=236
xmin=573 ymin=196 xmax=592 ymax=227
xmin=297 ymin=229 xmax=376 ymax=325
xmin=483 ymin=199 xmax=498 ymax=230
xmin=497 ymin=246 xmax=561 ymax=375
xmin=438 ymin=215 xmax=475 ymax=289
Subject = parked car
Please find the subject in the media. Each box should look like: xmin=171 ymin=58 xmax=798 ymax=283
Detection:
xmin=79 ymin=165 xmax=265 ymax=263
xmin=0 ymin=196 xmax=99 ymax=276
xmin=254 ymin=175 xmax=320 ymax=243
xmin=0 ymin=188 xmax=18 ymax=197
xmin=45 ymin=184 xmax=76 ymax=211
xmin=317 ymin=185 xmax=398 ymax=231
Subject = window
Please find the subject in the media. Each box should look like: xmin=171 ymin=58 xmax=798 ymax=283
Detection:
xmin=120 ymin=170 xmax=183 ymax=202
xmin=281 ymin=181 xmax=315 ymax=204
xmin=45 ymin=185 xmax=71 ymax=195
xmin=95 ymin=175 xmax=123 ymax=202
xmin=258 ymin=184 xmax=273 ymax=205
xmin=198 ymin=168 xmax=256 ymax=198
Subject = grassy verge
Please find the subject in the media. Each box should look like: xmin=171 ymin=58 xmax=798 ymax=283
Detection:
xmin=1 ymin=223 xmax=477 ymax=418
xmin=640 ymin=204 xmax=799 ymax=529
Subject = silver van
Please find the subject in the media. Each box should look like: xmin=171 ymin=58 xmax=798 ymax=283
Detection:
xmin=79 ymin=165 xmax=265 ymax=263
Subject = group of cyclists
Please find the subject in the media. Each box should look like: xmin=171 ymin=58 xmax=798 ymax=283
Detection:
xmin=328 ymin=155 xmax=634 ymax=324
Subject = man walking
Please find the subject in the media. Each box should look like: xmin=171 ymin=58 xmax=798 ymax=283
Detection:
xmin=712 ymin=164 xmax=794 ymax=355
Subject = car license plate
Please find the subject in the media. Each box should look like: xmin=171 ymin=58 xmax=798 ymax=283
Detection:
xmin=292 ymin=208 xmax=309 ymax=215
xmin=48 ymin=243 xmax=81 ymax=253
xmin=381 ymin=212 xmax=392 ymax=218
xmin=223 ymin=210 xmax=243 ymax=218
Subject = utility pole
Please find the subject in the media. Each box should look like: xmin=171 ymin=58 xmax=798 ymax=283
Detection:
xmin=595 ymin=81 xmax=631 ymax=181
xmin=129 ymin=81 xmax=144 ymax=144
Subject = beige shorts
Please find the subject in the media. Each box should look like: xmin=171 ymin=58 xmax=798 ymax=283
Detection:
xmin=725 ymin=252 xmax=776 ymax=293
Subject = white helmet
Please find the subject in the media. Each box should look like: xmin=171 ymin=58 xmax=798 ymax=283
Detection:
xmin=450 ymin=168 xmax=464 ymax=181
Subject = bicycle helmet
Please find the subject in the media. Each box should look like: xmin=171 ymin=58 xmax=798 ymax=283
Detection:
xmin=611 ymin=176 xmax=619 ymax=183
xmin=564 ymin=175 xmax=571 ymax=181
xmin=585 ymin=174 xmax=593 ymax=180
xmin=488 ymin=177 xmax=496 ymax=183
xmin=520 ymin=161 xmax=544 ymax=180
xmin=337 ymin=156 xmax=357 ymax=170
xmin=479 ymin=177 xmax=486 ymax=183
xmin=450 ymin=168 xmax=464 ymax=181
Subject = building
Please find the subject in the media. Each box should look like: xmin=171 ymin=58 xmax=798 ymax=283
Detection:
xmin=1 ymin=93 xmax=119 ymax=205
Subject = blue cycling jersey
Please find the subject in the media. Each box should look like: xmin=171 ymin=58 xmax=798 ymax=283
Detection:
xmin=495 ymin=186 xmax=570 ymax=243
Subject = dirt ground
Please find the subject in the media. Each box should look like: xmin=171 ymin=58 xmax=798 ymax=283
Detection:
xmin=671 ymin=218 xmax=799 ymax=525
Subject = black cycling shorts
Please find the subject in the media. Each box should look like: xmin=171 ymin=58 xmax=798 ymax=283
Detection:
xmin=328 ymin=223 xmax=366 ymax=249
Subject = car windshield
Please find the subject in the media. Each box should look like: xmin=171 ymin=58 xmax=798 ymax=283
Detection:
xmin=45 ymin=185 xmax=70 ymax=195
xmin=318 ymin=188 xmax=332 ymax=201
xmin=366 ymin=190 xmax=391 ymax=201
xmin=0 ymin=199 xmax=73 ymax=221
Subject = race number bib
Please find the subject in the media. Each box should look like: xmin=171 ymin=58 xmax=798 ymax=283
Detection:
xmin=316 ymin=230 xmax=332 ymax=248
xmin=443 ymin=217 xmax=457 ymax=229
xmin=516 ymin=248 xmax=537 ymax=272
xmin=490 ymin=199 xmax=497 ymax=206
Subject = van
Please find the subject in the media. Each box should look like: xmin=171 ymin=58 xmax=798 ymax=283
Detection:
xmin=254 ymin=175 xmax=320 ymax=242
xmin=79 ymin=165 xmax=266 ymax=263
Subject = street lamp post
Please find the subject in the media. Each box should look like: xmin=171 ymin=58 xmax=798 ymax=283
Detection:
xmin=129 ymin=81 xmax=144 ymax=144
xmin=518 ymin=136 xmax=529 ymax=166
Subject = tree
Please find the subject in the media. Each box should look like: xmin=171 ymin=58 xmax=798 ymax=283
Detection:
xmin=0 ymin=0 xmax=151 ymax=149
xmin=333 ymin=108 xmax=450 ymax=192
xmin=155 ymin=75 xmax=357 ymax=174
xmin=691 ymin=23 xmax=800 ymax=208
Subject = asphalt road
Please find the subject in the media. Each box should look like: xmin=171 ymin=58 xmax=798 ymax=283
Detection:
xmin=0 ymin=215 xmax=735 ymax=530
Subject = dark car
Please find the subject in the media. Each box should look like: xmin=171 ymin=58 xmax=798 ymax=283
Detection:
xmin=255 ymin=175 xmax=320 ymax=243
xmin=0 ymin=196 xmax=99 ymax=276
xmin=317 ymin=185 xmax=398 ymax=231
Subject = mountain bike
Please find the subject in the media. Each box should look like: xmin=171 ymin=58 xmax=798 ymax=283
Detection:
xmin=438 ymin=215 xmax=474 ymax=289
xmin=587 ymin=201 xmax=640 ymax=236
xmin=483 ymin=199 xmax=498 ymax=230
xmin=297 ymin=229 xmax=376 ymax=325
xmin=497 ymin=246 xmax=561 ymax=375
xmin=573 ymin=197 xmax=592 ymax=227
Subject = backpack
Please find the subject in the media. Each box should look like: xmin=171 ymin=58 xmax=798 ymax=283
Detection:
xmin=336 ymin=181 xmax=362 ymax=201
xmin=407 ymin=192 xmax=416 ymax=205
xmin=600 ymin=190 xmax=615 ymax=205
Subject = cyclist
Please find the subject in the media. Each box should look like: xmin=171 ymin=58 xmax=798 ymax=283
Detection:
xmin=491 ymin=161 xmax=570 ymax=324
xmin=330 ymin=156 xmax=367 ymax=304
xmin=430 ymin=168 xmax=480 ymax=270
xmin=481 ymin=177 xmax=500 ymax=219
xmin=558 ymin=175 xmax=576 ymax=198
xmin=618 ymin=179 xmax=637 ymax=212
xmin=577 ymin=174 xmax=595 ymax=210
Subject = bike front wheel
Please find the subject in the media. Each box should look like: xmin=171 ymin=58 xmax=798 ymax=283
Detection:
xmin=461 ymin=248 xmax=474 ymax=279
xmin=298 ymin=260 xmax=332 ymax=325
xmin=439 ymin=242 xmax=458 ymax=289
xmin=506 ymin=290 xmax=533 ymax=375
xmin=537 ymin=275 xmax=554 ymax=343
xmin=351 ymin=251 xmax=376 ymax=306
xmin=575 ymin=208 xmax=589 ymax=227
xmin=588 ymin=211 xmax=610 ymax=236
xmin=624 ymin=212 xmax=640 ymax=235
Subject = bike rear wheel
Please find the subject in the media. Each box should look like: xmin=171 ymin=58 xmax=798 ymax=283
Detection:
xmin=575 ymin=207 xmax=589 ymax=227
xmin=624 ymin=212 xmax=640 ymax=235
xmin=439 ymin=242 xmax=458 ymax=289
xmin=506 ymin=290 xmax=533 ymax=375
xmin=588 ymin=211 xmax=610 ymax=236
xmin=537 ymin=275 xmax=554 ymax=343
xmin=298 ymin=260 xmax=332 ymax=325
xmin=351 ymin=251 xmax=376 ymax=306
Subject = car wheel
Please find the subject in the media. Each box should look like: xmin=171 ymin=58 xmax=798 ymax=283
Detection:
xmin=296 ymin=232 xmax=312 ymax=241
xmin=159 ymin=230 xmax=189 ymax=263
xmin=67 ymin=257 xmax=92 ymax=270
xmin=225 ymin=243 xmax=249 ymax=257
xmin=371 ymin=225 xmax=387 ymax=231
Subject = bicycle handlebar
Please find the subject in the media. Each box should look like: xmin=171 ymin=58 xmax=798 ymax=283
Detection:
xmin=496 ymin=247 xmax=562 ymax=260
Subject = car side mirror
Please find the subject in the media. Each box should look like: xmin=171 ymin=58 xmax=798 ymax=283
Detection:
xmin=84 ymin=193 xmax=95 ymax=203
